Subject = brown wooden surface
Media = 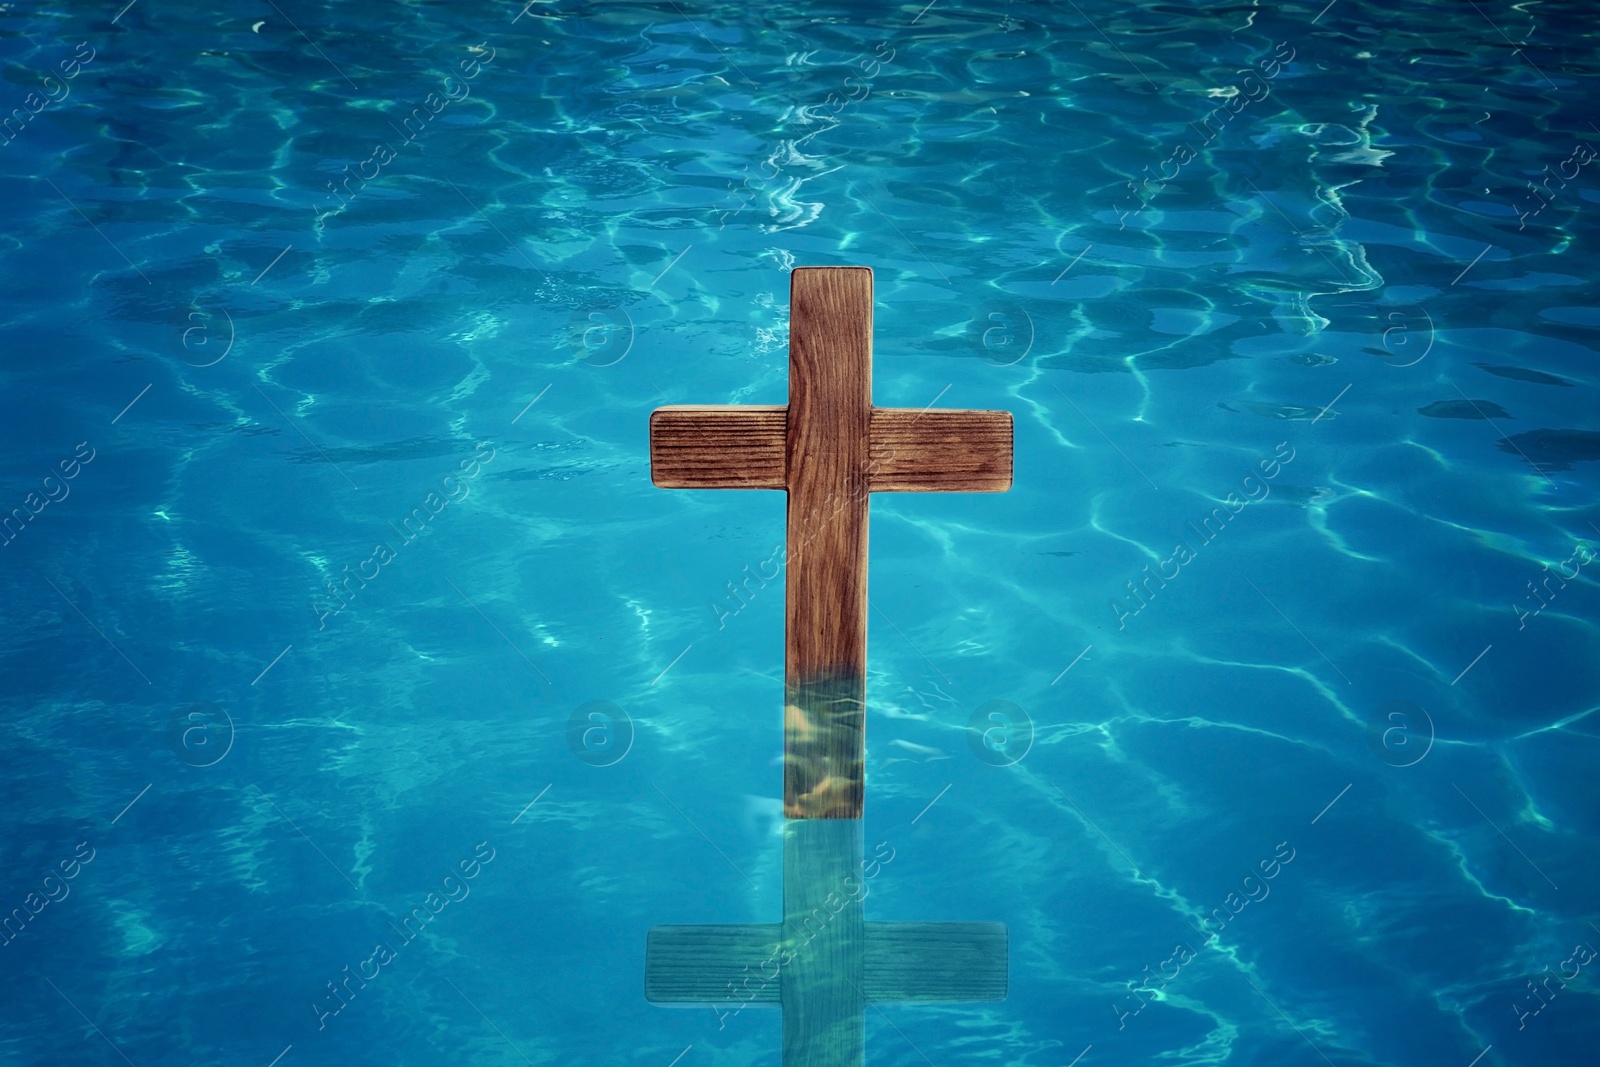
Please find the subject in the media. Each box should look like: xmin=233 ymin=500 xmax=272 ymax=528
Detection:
xmin=649 ymin=404 xmax=1013 ymax=494
xmin=783 ymin=268 xmax=871 ymax=819
xmin=649 ymin=405 xmax=787 ymax=489
xmin=868 ymin=408 xmax=1013 ymax=492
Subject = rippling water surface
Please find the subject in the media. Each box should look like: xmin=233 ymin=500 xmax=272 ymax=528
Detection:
xmin=2 ymin=1 xmax=1597 ymax=1065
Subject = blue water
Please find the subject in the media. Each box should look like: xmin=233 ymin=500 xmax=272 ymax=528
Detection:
xmin=2 ymin=1 xmax=1597 ymax=1064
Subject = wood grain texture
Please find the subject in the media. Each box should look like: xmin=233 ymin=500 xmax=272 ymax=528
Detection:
xmin=783 ymin=267 xmax=872 ymax=820
xmin=868 ymin=408 xmax=1013 ymax=492
xmin=649 ymin=405 xmax=787 ymax=489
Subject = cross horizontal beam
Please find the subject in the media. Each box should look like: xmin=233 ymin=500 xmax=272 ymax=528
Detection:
xmin=649 ymin=407 xmax=1013 ymax=493
xmin=644 ymin=921 xmax=1007 ymax=1003
xmin=649 ymin=406 xmax=787 ymax=489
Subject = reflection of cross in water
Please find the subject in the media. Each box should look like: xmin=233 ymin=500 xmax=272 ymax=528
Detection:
xmin=645 ymin=267 xmax=1015 ymax=1065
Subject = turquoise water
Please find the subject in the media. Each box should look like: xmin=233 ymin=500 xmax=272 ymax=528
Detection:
xmin=2 ymin=0 xmax=1598 ymax=1064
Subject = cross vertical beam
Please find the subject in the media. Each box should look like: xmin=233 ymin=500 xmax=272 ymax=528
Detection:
xmin=785 ymin=267 xmax=872 ymax=819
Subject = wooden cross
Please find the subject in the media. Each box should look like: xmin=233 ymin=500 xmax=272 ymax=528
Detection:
xmin=644 ymin=267 xmax=1013 ymax=1065
xmin=648 ymin=265 xmax=1013 ymax=820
